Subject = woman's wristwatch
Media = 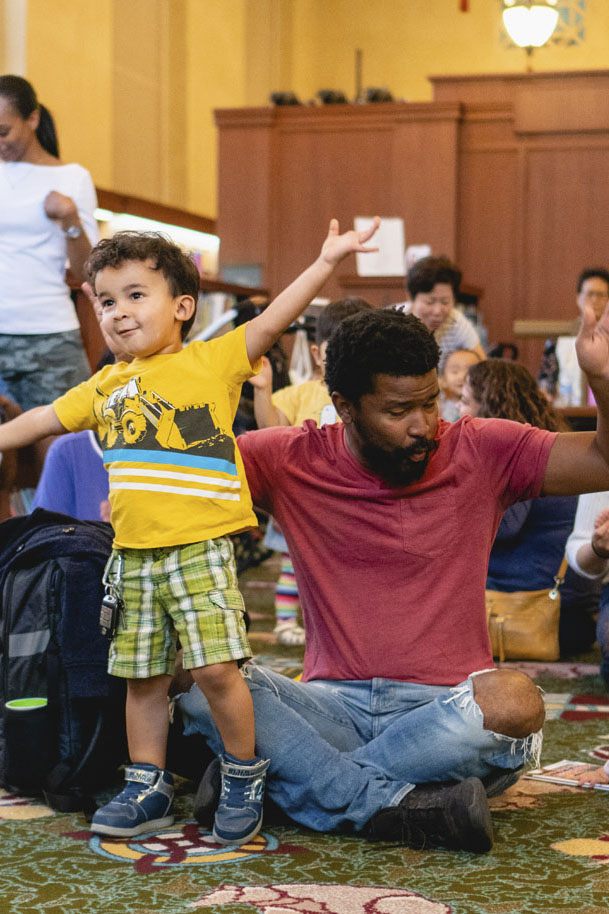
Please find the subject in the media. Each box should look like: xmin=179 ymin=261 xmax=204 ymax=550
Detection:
xmin=64 ymin=224 xmax=83 ymax=240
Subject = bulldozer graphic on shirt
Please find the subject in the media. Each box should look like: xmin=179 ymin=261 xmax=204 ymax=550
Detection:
xmin=96 ymin=376 xmax=235 ymax=462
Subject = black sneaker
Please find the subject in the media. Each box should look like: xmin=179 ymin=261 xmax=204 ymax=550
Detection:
xmin=365 ymin=777 xmax=493 ymax=853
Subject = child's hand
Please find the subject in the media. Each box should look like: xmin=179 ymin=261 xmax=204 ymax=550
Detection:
xmin=81 ymin=281 xmax=102 ymax=320
xmin=575 ymin=765 xmax=609 ymax=786
xmin=320 ymin=217 xmax=381 ymax=267
xmin=248 ymin=356 xmax=273 ymax=391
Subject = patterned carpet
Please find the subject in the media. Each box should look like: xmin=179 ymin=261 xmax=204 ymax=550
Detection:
xmin=2 ymin=556 xmax=609 ymax=914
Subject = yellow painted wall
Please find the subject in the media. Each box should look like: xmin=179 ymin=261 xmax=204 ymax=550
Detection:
xmin=185 ymin=0 xmax=248 ymax=217
xmin=26 ymin=0 xmax=114 ymax=186
xmin=16 ymin=0 xmax=609 ymax=219
xmin=287 ymin=0 xmax=609 ymax=104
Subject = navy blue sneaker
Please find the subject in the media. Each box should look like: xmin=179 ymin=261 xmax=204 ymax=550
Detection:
xmin=212 ymin=754 xmax=269 ymax=846
xmin=91 ymin=763 xmax=174 ymax=837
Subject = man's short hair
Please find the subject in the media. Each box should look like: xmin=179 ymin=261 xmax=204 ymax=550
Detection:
xmin=86 ymin=232 xmax=200 ymax=339
xmin=324 ymin=309 xmax=440 ymax=404
xmin=576 ymin=267 xmax=609 ymax=294
xmin=315 ymin=297 xmax=372 ymax=346
xmin=406 ymin=255 xmax=462 ymax=300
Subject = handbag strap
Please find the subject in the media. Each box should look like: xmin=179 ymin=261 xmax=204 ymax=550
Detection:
xmin=550 ymin=554 xmax=568 ymax=599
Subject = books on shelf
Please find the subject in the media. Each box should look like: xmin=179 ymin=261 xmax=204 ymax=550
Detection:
xmin=524 ymin=759 xmax=609 ymax=790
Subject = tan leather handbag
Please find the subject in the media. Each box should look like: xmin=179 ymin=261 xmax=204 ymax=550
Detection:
xmin=485 ymin=557 xmax=567 ymax=663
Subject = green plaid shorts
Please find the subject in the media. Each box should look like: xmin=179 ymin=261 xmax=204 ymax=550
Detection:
xmin=106 ymin=536 xmax=251 ymax=679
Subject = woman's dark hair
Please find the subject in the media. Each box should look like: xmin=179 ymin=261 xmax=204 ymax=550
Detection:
xmin=466 ymin=359 xmax=564 ymax=431
xmin=325 ymin=309 xmax=440 ymax=404
xmin=0 ymin=74 xmax=59 ymax=157
xmin=406 ymin=255 xmax=462 ymax=299
xmin=577 ymin=267 xmax=609 ymax=294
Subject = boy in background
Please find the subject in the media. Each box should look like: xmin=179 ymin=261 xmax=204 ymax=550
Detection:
xmin=0 ymin=220 xmax=379 ymax=844
xmin=250 ymin=298 xmax=372 ymax=645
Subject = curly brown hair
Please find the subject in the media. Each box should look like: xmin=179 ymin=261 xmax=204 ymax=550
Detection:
xmin=466 ymin=359 xmax=565 ymax=431
xmin=85 ymin=231 xmax=200 ymax=339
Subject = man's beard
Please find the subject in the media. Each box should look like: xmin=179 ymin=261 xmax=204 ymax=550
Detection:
xmin=358 ymin=432 xmax=438 ymax=487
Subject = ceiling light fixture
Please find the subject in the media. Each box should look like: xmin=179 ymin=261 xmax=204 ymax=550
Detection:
xmin=502 ymin=0 xmax=560 ymax=54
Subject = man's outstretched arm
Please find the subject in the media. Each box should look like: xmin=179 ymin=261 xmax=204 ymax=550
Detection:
xmin=543 ymin=297 xmax=609 ymax=495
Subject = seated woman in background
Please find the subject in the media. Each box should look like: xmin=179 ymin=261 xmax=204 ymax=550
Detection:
xmin=459 ymin=359 xmax=600 ymax=658
xmin=566 ymin=494 xmax=609 ymax=685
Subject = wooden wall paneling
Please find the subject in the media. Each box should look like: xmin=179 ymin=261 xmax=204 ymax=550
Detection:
xmin=523 ymin=144 xmax=609 ymax=317
xmin=215 ymin=74 xmax=609 ymax=381
xmin=215 ymin=109 xmax=276 ymax=288
xmin=271 ymin=116 xmax=397 ymax=301
xmin=457 ymin=148 xmax=519 ymax=350
xmin=391 ymin=104 xmax=461 ymax=264
xmin=431 ymin=71 xmax=609 ymax=106
xmin=263 ymin=102 xmax=461 ymax=305
xmin=456 ymin=104 xmax=519 ymax=357
xmin=215 ymin=104 xmax=461 ymax=304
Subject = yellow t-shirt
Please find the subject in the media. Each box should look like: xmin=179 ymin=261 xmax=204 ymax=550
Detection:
xmin=271 ymin=378 xmax=337 ymax=427
xmin=54 ymin=325 xmax=260 ymax=549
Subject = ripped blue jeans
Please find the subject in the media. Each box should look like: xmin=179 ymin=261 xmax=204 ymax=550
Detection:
xmin=177 ymin=662 xmax=542 ymax=834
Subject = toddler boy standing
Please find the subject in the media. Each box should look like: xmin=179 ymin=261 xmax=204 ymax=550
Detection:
xmin=0 ymin=219 xmax=379 ymax=844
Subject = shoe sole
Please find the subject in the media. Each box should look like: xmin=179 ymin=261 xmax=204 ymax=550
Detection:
xmin=90 ymin=814 xmax=175 ymax=837
xmin=212 ymin=817 xmax=263 ymax=846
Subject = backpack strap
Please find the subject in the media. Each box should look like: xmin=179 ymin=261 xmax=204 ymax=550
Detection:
xmin=43 ymin=707 xmax=106 ymax=818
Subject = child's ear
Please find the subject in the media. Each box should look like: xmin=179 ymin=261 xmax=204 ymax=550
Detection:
xmin=175 ymin=295 xmax=196 ymax=323
xmin=310 ymin=343 xmax=323 ymax=368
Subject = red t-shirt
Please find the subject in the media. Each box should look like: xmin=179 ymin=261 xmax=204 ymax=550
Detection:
xmin=238 ymin=417 xmax=556 ymax=686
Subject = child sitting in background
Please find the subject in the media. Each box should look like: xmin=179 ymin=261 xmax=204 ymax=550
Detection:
xmin=439 ymin=348 xmax=481 ymax=422
xmin=250 ymin=298 xmax=372 ymax=645
xmin=0 ymin=219 xmax=380 ymax=845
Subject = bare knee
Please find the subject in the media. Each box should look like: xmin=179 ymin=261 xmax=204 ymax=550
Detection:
xmin=191 ymin=660 xmax=240 ymax=697
xmin=472 ymin=669 xmax=544 ymax=738
xmin=127 ymin=673 xmax=171 ymax=701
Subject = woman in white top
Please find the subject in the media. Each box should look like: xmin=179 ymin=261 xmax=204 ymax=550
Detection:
xmin=566 ymin=492 xmax=609 ymax=786
xmin=566 ymin=491 xmax=609 ymax=686
xmin=0 ymin=75 xmax=98 ymax=414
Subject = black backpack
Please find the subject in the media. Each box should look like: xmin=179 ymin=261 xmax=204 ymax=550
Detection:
xmin=0 ymin=509 xmax=127 ymax=813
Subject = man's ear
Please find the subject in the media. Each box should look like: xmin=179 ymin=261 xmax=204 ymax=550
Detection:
xmin=331 ymin=390 xmax=354 ymax=425
xmin=175 ymin=295 xmax=196 ymax=323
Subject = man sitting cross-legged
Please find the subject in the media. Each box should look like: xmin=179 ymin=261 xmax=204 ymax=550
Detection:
xmin=177 ymin=300 xmax=609 ymax=853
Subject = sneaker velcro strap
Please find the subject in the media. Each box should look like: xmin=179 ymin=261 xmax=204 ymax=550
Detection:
xmin=221 ymin=758 xmax=270 ymax=779
xmin=124 ymin=766 xmax=158 ymax=787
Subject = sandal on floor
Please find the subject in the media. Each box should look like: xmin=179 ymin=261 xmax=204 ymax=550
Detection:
xmin=273 ymin=622 xmax=306 ymax=646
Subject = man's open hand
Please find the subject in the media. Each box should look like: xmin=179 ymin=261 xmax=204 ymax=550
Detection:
xmin=576 ymin=298 xmax=609 ymax=380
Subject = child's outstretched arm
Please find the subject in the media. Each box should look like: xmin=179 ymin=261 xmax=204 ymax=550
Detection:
xmin=0 ymin=404 xmax=66 ymax=451
xmin=245 ymin=217 xmax=380 ymax=365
